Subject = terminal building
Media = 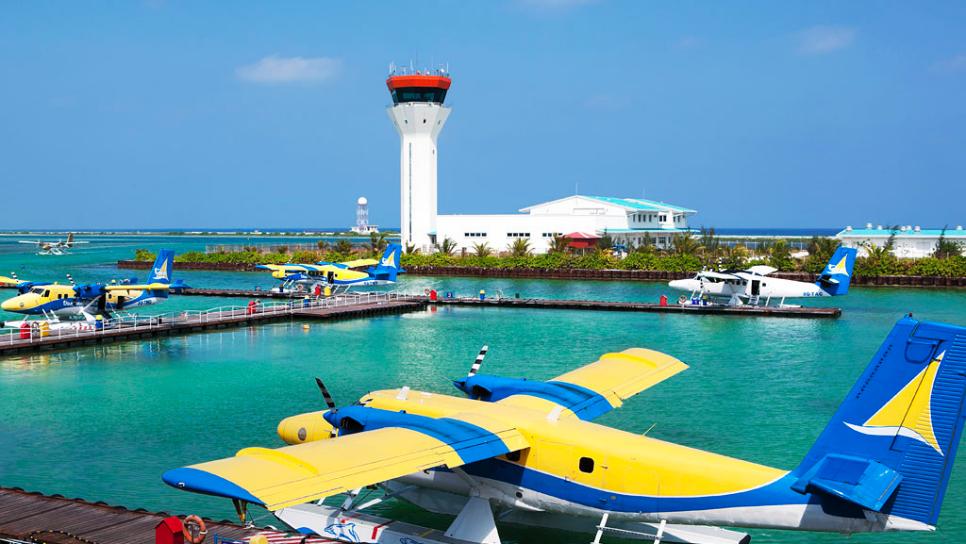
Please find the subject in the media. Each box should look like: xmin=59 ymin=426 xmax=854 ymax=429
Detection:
xmin=836 ymin=224 xmax=965 ymax=258
xmin=385 ymin=68 xmax=696 ymax=254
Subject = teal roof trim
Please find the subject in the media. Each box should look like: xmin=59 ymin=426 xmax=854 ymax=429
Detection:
xmin=585 ymin=195 xmax=697 ymax=214
xmin=602 ymin=228 xmax=690 ymax=234
xmin=837 ymin=228 xmax=966 ymax=238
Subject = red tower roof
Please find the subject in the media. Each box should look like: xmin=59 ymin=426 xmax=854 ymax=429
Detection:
xmin=386 ymin=74 xmax=452 ymax=91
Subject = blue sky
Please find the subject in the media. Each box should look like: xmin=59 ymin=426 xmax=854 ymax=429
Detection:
xmin=1 ymin=1 xmax=964 ymax=230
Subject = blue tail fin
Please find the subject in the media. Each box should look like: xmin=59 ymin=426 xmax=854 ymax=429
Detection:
xmin=816 ymin=246 xmax=857 ymax=296
xmin=373 ymin=244 xmax=402 ymax=281
xmin=147 ymin=250 xmax=174 ymax=284
xmin=794 ymin=316 xmax=966 ymax=527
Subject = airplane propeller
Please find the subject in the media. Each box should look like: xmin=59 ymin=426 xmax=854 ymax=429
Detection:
xmin=315 ymin=377 xmax=336 ymax=409
xmin=468 ymin=345 xmax=488 ymax=377
xmin=66 ymin=273 xmax=75 ymax=286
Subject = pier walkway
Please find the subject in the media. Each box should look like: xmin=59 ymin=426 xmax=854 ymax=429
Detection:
xmin=433 ymin=296 xmax=842 ymax=317
xmin=0 ymin=293 xmax=423 ymax=356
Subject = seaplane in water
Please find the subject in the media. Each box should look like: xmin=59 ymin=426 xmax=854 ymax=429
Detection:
xmin=668 ymin=246 xmax=858 ymax=306
xmin=257 ymin=244 xmax=403 ymax=293
xmin=164 ymin=315 xmax=966 ymax=544
xmin=17 ymin=232 xmax=87 ymax=255
xmin=0 ymin=250 xmax=175 ymax=324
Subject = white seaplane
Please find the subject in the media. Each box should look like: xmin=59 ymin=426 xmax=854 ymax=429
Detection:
xmin=668 ymin=246 xmax=857 ymax=306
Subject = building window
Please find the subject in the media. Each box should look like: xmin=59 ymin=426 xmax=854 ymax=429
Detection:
xmin=463 ymin=232 xmax=487 ymax=238
xmin=542 ymin=232 xmax=562 ymax=238
xmin=507 ymin=232 xmax=531 ymax=238
xmin=579 ymin=457 xmax=595 ymax=473
xmin=659 ymin=214 xmax=667 ymax=222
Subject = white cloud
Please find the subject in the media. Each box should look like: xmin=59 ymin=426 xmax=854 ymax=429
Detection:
xmin=796 ymin=26 xmax=855 ymax=55
xmin=933 ymin=53 xmax=966 ymax=73
xmin=236 ymin=55 xmax=341 ymax=84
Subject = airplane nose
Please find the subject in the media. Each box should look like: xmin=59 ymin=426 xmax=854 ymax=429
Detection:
xmin=668 ymin=280 xmax=689 ymax=291
xmin=1 ymin=298 xmax=18 ymax=311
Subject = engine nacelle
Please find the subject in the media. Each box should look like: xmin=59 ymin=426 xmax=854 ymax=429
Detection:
xmin=276 ymin=410 xmax=336 ymax=444
xmin=452 ymin=375 xmax=612 ymax=420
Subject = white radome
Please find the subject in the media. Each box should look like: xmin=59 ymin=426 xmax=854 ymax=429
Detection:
xmin=357 ymin=197 xmax=368 ymax=206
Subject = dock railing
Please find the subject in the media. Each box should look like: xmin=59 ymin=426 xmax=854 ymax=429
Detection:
xmin=0 ymin=291 xmax=413 ymax=348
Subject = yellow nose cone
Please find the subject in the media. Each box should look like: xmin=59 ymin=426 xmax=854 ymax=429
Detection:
xmin=276 ymin=410 xmax=335 ymax=444
xmin=1 ymin=297 xmax=20 ymax=311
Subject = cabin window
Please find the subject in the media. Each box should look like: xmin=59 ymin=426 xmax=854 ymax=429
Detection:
xmin=579 ymin=456 xmax=595 ymax=473
xmin=43 ymin=290 xmax=50 ymax=297
xmin=506 ymin=451 xmax=521 ymax=462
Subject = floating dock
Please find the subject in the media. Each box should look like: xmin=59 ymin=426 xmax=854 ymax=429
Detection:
xmin=432 ymin=296 xmax=842 ymax=318
xmin=0 ymin=487 xmax=255 ymax=544
xmin=0 ymin=293 xmax=424 ymax=356
xmin=0 ymin=293 xmax=840 ymax=356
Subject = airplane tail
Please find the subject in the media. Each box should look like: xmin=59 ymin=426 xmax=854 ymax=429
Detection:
xmin=373 ymin=244 xmax=402 ymax=281
xmin=147 ymin=250 xmax=175 ymax=285
xmin=815 ymin=246 xmax=857 ymax=296
xmin=65 ymin=232 xmax=74 ymax=248
xmin=792 ymin=316 xmax=966 ymax=528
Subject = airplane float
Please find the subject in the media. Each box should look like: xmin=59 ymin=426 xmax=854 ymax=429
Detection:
xmin=164 ymin=315 xmax=966 ymax=544
xmin=17 ymin=232 xmax=88 ymax=255
xmin=257 ymin=244 xmax=403 ymax=293
xmin=668 ymin=246 xmax=858 ymax=306
xmin=0 ymin=250 xmax=175 ymax=321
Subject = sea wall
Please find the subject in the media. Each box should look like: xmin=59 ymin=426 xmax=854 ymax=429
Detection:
xmin=116 ymin=260 xmax=966 ymax=287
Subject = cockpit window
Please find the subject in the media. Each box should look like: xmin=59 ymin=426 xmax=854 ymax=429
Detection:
xmin=43 ymin=290 xmax=50 ymax=297
xmin=31 ymin=287 xmax=44 ymax=294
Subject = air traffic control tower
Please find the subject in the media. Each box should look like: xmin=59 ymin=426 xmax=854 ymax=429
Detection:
xmin=386 ymin=67 xmax=451 ymax=253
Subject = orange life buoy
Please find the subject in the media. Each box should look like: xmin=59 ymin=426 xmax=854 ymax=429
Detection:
xmin=182 ymin=515 xmax=207 ymax=544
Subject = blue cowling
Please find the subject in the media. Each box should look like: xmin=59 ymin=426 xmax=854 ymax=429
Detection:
xmin=453 ymin=375 xmax=613 ymax=421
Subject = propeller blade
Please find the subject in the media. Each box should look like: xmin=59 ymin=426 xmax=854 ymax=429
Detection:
xmin=315 ymin=377 xmax=336 ymax=409
xmin=468 ymin=345 xmax=488 ymax=377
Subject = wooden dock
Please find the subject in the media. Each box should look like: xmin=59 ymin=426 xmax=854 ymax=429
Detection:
xmin=432 ymin=296 xmax=842 ymax=318
xmin=0 ymin=487 xmax=275 ymax=544
xmin=0 ymin=294 xmax=425 ymax=357
xmin=174 ymin=287 xmax=301 ymax=299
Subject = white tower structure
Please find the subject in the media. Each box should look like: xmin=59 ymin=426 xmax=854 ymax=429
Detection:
xmin=356 ymin=196 xmax=369 ymax=232
xmin=386 ymin=67 xmax=451 ymax=252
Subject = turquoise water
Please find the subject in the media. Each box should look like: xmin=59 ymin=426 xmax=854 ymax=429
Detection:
xmin=1 ymin=237 xmax=966 ymax=543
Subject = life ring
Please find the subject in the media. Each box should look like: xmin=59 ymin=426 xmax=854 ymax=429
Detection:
xmin=182 ymin=515 xmax=207 ymax=544
xmin=677 ymin=295 xmax=687 ymax=305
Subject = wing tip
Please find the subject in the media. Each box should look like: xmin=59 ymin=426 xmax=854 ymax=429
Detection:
xmin=162 ymin=467 xmax=264 ymax=506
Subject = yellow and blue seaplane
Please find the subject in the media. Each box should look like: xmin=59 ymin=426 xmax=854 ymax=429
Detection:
xmin=257 ymin=244 xmax=402 ymax=293
xmin=164 ymin=315 xmax=966 ymax=544
xmin=0 ymin=250 xmax=175 ymax=322
xmin=16 ymin=232 xmax=88 ymax=255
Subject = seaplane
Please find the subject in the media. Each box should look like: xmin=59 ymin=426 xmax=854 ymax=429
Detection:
xmin=668 ymin=246 xmax=858 ymax=306
xmin=257 ymin=244 xmax=403 ymax=293
xmin=17 ymin=232 xmax=87 ymax=255
xmin=164 ymin=315 xmax=966 ymax=544
xmin=0 ymin=250 xmax=175 ymax=323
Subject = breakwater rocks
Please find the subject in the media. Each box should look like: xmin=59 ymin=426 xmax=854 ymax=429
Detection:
xmin=116 ymin=260 xmax=966 ymax=287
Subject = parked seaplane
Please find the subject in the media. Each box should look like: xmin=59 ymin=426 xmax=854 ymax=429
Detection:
xmin=17 ymin=232 xmax=87 ymax=255
xmin=0 ymin=250 xmax=175 ymax=322
xmin=164 ymin=315 xmax=966 ymax=544
xmin=668 ymin=246 xmax=858 ymax=306
xmin=257 ymin=244 xmax=403 ymax=293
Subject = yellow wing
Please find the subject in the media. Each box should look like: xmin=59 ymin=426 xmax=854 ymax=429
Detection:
xmin=339 ymin=258 xmax=379 ymax=269
xmin=164 ymin=414 xmax=528 ymax=511
xmin=104 ymin=283 xmax=170 ymax=291
xmin=499 ymin=348 xmax=688 ymax=419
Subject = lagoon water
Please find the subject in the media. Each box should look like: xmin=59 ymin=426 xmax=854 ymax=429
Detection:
xmin=1 ymin=235 xmax=965 ymax=543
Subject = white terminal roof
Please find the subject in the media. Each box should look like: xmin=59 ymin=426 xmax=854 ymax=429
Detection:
xmin=837 ymin=227 xmax=966 ymax=237
xmin=519 ymin=195 xmax=697 ymax=214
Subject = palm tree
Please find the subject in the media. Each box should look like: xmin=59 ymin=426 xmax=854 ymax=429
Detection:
xmin=436 ymin=237 xmax=457 ymax=256
xmin=473 ymin=242 xmax=492 ymax=258
xmin=807 ymin=236 xmax=838 ymax=263
xmin=672 ymin=231 xmax=702 ymax=257
xmin=549 ymin=235 xmax=570 ymax=254
xmin=933 ymin=227 xmax=964 ymax=259
xmin=596 ymin=234 xmax=614 ymax=252
xmin=509 ymin=238 xmax=531 ymax=257
xmin=699 ymin=227 xmax=721 ymax=267
xmin=404 ymin=242 xmax=418 ymax=255
xmin=368 ymin=231 xmax=389 ymax=255
xmin=720 ymin=243 xmax=749 ymax=271
xmin=334 ymin=239 xmax=353 ymax=256
xmin=316 ymin=240 xmax=330 ymax=251
xmin=767 ymin=239 xmax=793 ymax=271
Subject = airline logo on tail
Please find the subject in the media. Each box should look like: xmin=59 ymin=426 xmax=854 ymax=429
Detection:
xmin=153 ymin=259 xmax=169 ymax=282
xmin=826 ymin=254 xmax=851 ymax=276
xmin=379 ymin=245 xmax=400 ymax=268
xmin=845 ymin=351 xmax=945 ymax=455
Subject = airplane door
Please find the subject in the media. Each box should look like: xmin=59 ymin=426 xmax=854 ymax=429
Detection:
xmin=751 ymin=280 xmax=760 ymax=296
xmin=327 ymin=271 xmax=335 ymax=284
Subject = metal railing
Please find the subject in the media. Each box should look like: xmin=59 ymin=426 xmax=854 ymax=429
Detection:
xmin=0 ymin=291 xmax=412 ymax=348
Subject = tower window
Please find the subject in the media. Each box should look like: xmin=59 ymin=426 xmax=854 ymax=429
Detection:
xmin=579 ymin=457 xmax=594 ymax=473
